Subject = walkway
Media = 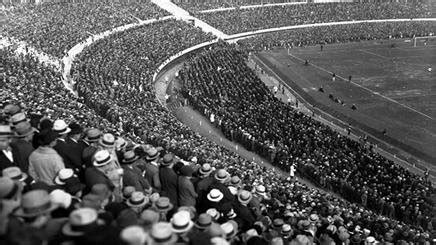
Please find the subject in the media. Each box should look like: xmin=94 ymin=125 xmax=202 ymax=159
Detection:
xmin=199 ymin=1 xmax=307 ymax=13
xmin=151 ymin=0 xmax=228 ymax=39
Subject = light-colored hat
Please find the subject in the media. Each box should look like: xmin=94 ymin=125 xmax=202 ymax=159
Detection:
xmin=14 ymin=190 xmax=58 ymax=217
xmin=0 ymin=125 xmax=13 ymax=138
xmin=53 ymin=119 xmax=71 ymax=135
xmin=221 ymin=220 xmax=238 ymax=239
xmin=120 ymin=226 xmax=149 ymax=245
xmin=145 ymin=147 xmax=159 ymax=161
xmin=2 ymin=166 xmax=28 ymax=182
xmin=54 ymin=168 xmax=75 ymax=185
xmin=122 ymin=151 xmax=139 ymax=164
xmin=93 ymin=150 xmax=112 ymax=167
xmin=195 ymin=213 xmax=212 ymax=229
xmin=255 ymin=185 xmax=267 ymax=196
xmin=10 ymin=112 xmax=28 ymax=125
xmin=99 ymin=133 xmax=116 ymax=148
xmin=207 ymin=189 xmax=224 ymax=202
xmin=0 ymin=177 xmax=19 ymax=199
xmin=237 ymin=190 xmax=252 ymax=205
xmin=206 ymin=208 xmax=221 ymax=221
xmin=62 ymin=208 xmax=99 ymax=236
xmin=126 ymin=192 xmax=149 ymax=208
xmin=50 ymin=189 xmax=72 ymax=209
xmin=14 ymin=121 xmax=37 ymax=137
xmin=170 ymin=210 xmax=194 ymax=234
xmin=154 ymin=197 xmax=173 ymax=212
xmin=84 ymin=128 xmax=101 ymax=142
xmin=150 ymin=222 xmax=177 ymax=244
xmin=199 ymin=163 xmax=213 ymax=176
xmin=115 ymin=137 xmax=127 ymax=150
xmin=214 ymin=169 xmax=230 ymax=183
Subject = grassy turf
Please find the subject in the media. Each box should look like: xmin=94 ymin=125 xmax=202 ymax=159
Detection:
xmin=256 ymin=39 xmax=436 ymax=166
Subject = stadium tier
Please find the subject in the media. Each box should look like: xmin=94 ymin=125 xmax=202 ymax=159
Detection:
xmin=0 ymin=0 xmax=435 ymax=244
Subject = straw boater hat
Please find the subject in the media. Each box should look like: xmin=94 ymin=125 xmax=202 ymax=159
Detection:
xmin=54 ymin=168 xmax=75 ymax=185
xmin=237 ymin=190 xmax=252 ymax=205
xmin=93 ymin=150 xmax=113 ymax=167
xmin=14 ymin=190 xmax=58 ymax=217
xmin=0 ymin=125 xmax=13 ymax=138
xmin=84 ymin=128 xmax=101 ymax=142
xmin=14 ymin=121 xmax=37 ymax=138
xmin=255 ymin=185 xmax=267 ymax=197
xmin=99 ymin=133 xmax=116 ymax=148
xmin=2 ymin=166 xmax=28 ymax=182
xmin=145 ymin=147 xmax=160 ymax=161
xmin=214 ymin=169 xmax=230 ymax=183
xmin=52 ymin=119 xmax=71 ymax=135
xmin=122 ymin=150 xmax=139 ymax=164
xmin=199 ymin=163 xmax=213 ymax=176
xmin=206 ymin=208 xmax=221 ymax=221
xmin=170 ymin=210 xmax=194 ymax=234
xmin=207 ymin=189 xmax=224 ymax=203
xmin=221 ymin=221 xmax=238 ymax=239
xmin=0 ymin=177 xmax=19 ymax=199
xmin=150 ymin=222 xmax=178 ymax=245
xmin=9 ymin=112 xmax=28 ymax=125
xmin=195 ymin=213 xmax=213 ymax=230
xmin=126 ymin=192 xmax=149 ymax=208
xmin=120 ymin=226 xmax=149 ymax=245
xmin=62 ymin=208 xmax=100 ymax=236
xmin=161 ymin=153 xmax=174 ymax=167
xmin=154 ymin=197 xmax=174 ymax=212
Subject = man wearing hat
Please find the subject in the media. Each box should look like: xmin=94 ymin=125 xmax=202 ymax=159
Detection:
xmin=53 ymin=120 xmax=84 ymax=173
xmin=121 ymin=151 xmax=151 ymax=194
xmin=156 ymin=153 xmax=179 ymax=208
xmin=207 ymin=169 xmax=235 ymax=204
xmin=7 ymin=190 xmax=68 ymax=244
xmin=10 ymin=121 xmax=36 ymax=173
xmin=194 ymin=163 xmax=215 ymax=203
xmin=0 ymin=125 xmax=23 ymax=172
xmin=84 ymin=150 xmax=119 ymax=194
xmin=234 ymin=190 xmax=256 ymax=232
xmin=143 ymin=146 xmax=160 ymax=188
xmin=28 ymin=129 xmax=65 ymax=185
xmin=81 ymin=128 xmax=101 ymax=167
xmin=177 ymin=165 xmax=197 ymax=207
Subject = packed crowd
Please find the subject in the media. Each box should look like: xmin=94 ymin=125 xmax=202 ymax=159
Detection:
xmin=174 ymin=0 xmax=299 ymax=12
xmin=196 ymin=2 xmax=431 ymax=34
xmin=237 ymin=21 xmax=436 ymax=50
xmin=179 ymin=43 xmax=435 ymax=235
xmin=1 ymin=0 xmax=168 ymax=58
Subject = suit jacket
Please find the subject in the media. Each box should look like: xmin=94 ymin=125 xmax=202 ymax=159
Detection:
xmin=144 ymin=161 xmax=159 ymax=188
xmin=84 ymin=167 xmax=115 ymax=191
xmin=10 ymin=139 xmax=34 ymax=172
xmin=54 ymin=138 xmax=83 ymax=171
xmin=177 ymin=176 xmax=197 ymax=207
xmin=0 ymin=148 xmax=21 ymax=172
xmin=234 ymin=202 xmax=256 ymax=232
xmin=122 ymin=165 xmax=150 ymax=192
xmin=158 ymin=167 xmax=179 ymax=207
xmin=82 ymin=145 xmax=98 ymax=168
xmin=208 ymin=180 xmax=235 ymax=204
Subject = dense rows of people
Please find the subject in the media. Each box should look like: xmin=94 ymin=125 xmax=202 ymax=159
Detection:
xmin=1 ymin=0 xmax=168 ymax=58
xmin=174 ymin=0 xmax=299 ymax=12
xmin=237 ymin=21 xmax=436 ymax=50
xmin=179 ymin=42 xmax=435 ymax=233
xmin=196 ymin=2 xmax=431 ymax=34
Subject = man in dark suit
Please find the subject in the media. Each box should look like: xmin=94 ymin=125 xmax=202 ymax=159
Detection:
xmin=10 ymin=121 xmax=37 ymax=173
xmin=121 ymin=151 xmax=151 ymax=193
xmin=53 ymin=120 xmax=84 ymax=173
xmin=156 ymin=153 xmax=179 ymax=208
xmin=0 ymin=125 xmax=27 ymax=173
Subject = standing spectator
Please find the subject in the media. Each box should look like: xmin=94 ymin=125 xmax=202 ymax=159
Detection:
xmin=81 ymin=128 xmax=101 ymax=168
xmin=10 ymin=121 xmax=36 ymax=173
xmin=28 ymin=129 xmax=65 ymax=185
xmin=52 ymin=119 xmax=75 ymax=169
xmin=156 ymin=153 xmax=179 ymax=208
xmin=178 ymin=165 xmax=197 ymax=207
xmin=143 ymin=146 xmax=160 ymax=188
xmin=121 ymin=151 xmax=151 ymax=194
xmin=0 ymin=125 xmax=23 ymax=172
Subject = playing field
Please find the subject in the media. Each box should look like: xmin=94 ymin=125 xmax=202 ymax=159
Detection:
xmin=255 ymin=39 xmax=436 ymax=167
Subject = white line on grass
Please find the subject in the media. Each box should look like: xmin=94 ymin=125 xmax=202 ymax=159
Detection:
xmin=287 ymin=52 xmax=434 ymax=120
xmin=359 ymin=49 xmax=389 ymax=59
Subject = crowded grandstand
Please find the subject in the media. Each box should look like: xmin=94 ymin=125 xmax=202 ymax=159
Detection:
xmin=0 ymin=0 xmax=435 ymax=244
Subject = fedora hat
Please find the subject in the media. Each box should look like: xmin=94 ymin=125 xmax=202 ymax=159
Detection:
xmin=15 ymin=190 xmax=58 ymax=217
xmin=93 ymin=150 xmax=112 ymax=167
xmin=14 ymin=121 xmax=37 ymax=138
xmin=170 ymin=210 xmax=194 ymax=234
xmin=281 ymin=224 xmax=292 ymax=235
xmin=154 ymin=197 xmax=174 ymax=212
xmin=126 ymin=191 xmax=149 ymax=208
xmin=145 ymin=147 xmax=160 ymax=161
xmin=161 ymin=153 xmax=174 ymax=166
xmin=273 ymin=218 xmax=284 ymax=229
xmin=68 ymin=122 xmax=83 ymax=135
xmin=214 ymin=169 xmax=230 ymax=183
xmin=53 ymin=119 xmax=71 ymax=135
xmin=120 ymin=226 xmax=149 ymax=245
xmin=199 ymin=163 xmax=213 ymax=176
xmin=230 ymin=176 xmax=241 ymax=186
xmin=2 ymin=166 xmax=28 ymax=182
xmin=99 ymin=133 xmax=115 ymax=148
xmin=122 ymin=151 xmax=138 ymax=164
xmin=0 ymin=125 xmax=13 ymax=138
xmin=237 ymin=190 xmax=252 ymax=205
xmin=62 ymin=208 xmax=99 ymax=236
xmin=195 ymin=213 xmax=212 ymax=230
xmin=9 ymin=112 xmax=28 ymax=125
xmin=255 ymin=185 xmax=267 ymax=197
xmin=84 ymin=128 xmax=101 ymax=142
xmin=54 ymin=168 xmax=75 ymax=185
xmin=150 ymin=222 xmax=177 ymax=245
xmin=207 ymin=189 xmax=224 ymax=202
xmin=0 ymin=177 xmax=19 ymax=199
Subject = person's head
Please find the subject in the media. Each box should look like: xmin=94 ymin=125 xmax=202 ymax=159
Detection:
xmin=68 ymin=122 xmax=83 ymax=141
xmin=52 ymin=119 xmax=71 ymax=139
xmin=38 ymin=129 xmax=58 ymax=147
xmin=14 ymin=121 xmax=37 ymax=142
xmin=0 ymin=125 xmax=13 ymax=150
